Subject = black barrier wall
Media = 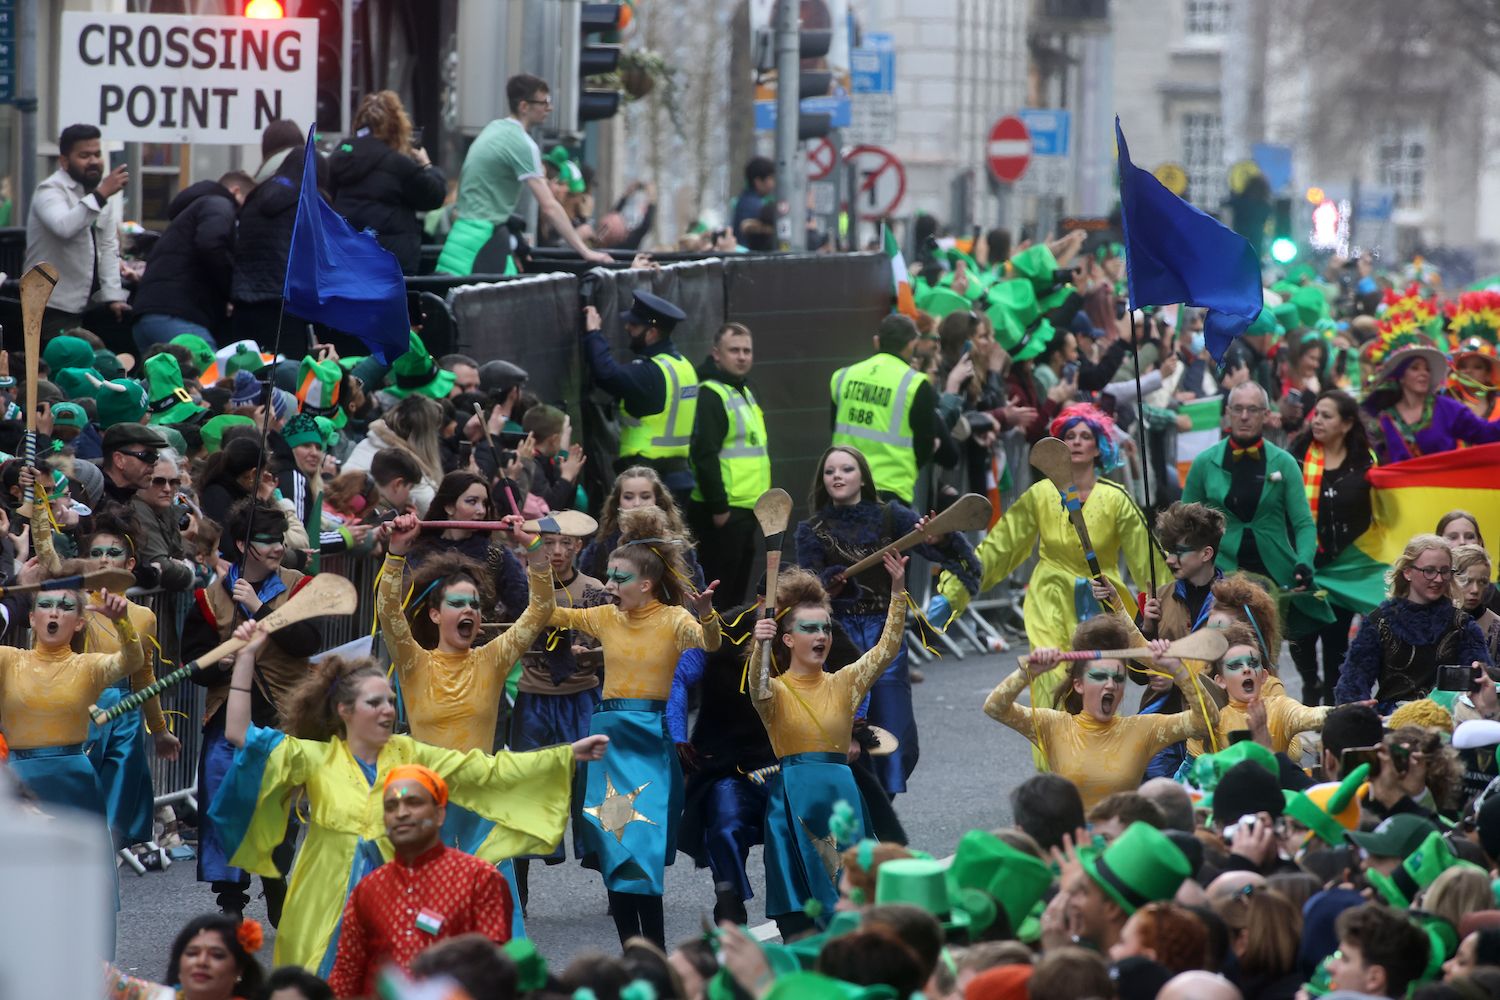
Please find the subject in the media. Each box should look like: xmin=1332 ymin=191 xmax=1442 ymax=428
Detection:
xmin=447 ymin=252 xmax=892 ymax=515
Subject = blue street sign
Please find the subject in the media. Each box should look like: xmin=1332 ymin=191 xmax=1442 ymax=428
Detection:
xmin=754 ymin=93 xmax=852 ymax=132
xmin=1358 ymin=189 xmax=1396 ymax=222
xmin=1251 ymin=143 xmax=1293 ymax=192
xmin=851 ymin=32 xmax=894 ymax=94
xmin=1018 ymin=108 xmax=1070 ymax=157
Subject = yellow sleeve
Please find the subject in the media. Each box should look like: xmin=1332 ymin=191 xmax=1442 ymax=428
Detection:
xmin=940 ymin=483 xmax=1041 ymax=615
xmin=845 ymin=590 xmax=907 ymax=711
xmin=91 ymin=616 xmax=145 ymax=687
xmin=480 ymin=565 xmax=557 ymax=671
xmin=129 ymin=606 xmax=168 ymax=734
xmin=1160 ymin=671 xmax=1221 ymax=750
xmin=1115 ymin=487 xmax=1168 ymax=597
xmin=30 ymin=491 xmax=61 ymax=576
xmin=549 ymin=603 xmax=614 ymax=639
xmin=1269 ymin=697 xmax=1331 ymax=749
xmin=983 ymin=666 xmax=1069 ymax=747
xmin=413 ymin=739 xmax=576 ymax=862
xmin=377 ymin=554 xmax=426 ymax=680
xmin=672 ymin=605 xmax=722 ymax=654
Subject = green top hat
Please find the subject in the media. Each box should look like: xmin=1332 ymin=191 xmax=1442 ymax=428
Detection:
xmin=54 ymin=366 xmax=105 ymax=401
xmin=1367 ymin=830 xmax=1483 ymax=908
xmin=282 ymin=413 xmax=323 ymax=449
xmin=1283 ymin=763 xmax=1370 ymax=849
xmin=385 ymin=332 xmax=455 ymax=400
xmin=1005 ymin=244 xmax=1073 ymax=311
xmin=918 ymin=286 xmax=973 ymax=320
xmin=1189 ymin=739 xmax=1279 ymax=793
xmin=296 ymin=355 xmax=347 ymax=430
xmin=169 ymin=334 xmax=216 ymax=375
xmin=201 ymin=414 xmax=256 ymax=454
xmin=946 ymin=829 xmax=1055 ymax=933
xmin=764 ymin=973 xmax=900 ymax=1000
xmin=95 ymin=378 xmax=149 ymax=429
xmin=43 ymin=334 xmax=94 ymax=373
xmin=1290 ymin=284 xmax=1333 ymax=329
xmin=874 ymin=857 xmax=982 ymax=935
xmin=1077 ymin=821 xmax=1192 ymax=916
xmin=145 ymin=354 xmax=208 ymax=426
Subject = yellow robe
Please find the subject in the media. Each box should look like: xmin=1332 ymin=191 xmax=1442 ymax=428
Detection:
xmin=0 ymin=639 xmax=145 ymax=748
xmin=550 ymin=601 xmax=721 ymax=700
xmin=377 ymin=553 xmax=553 ymax=752
xmin=984 ymin=666 xmax=1218 ymax=810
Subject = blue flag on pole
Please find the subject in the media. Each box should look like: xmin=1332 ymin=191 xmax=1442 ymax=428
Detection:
xmin=283 ymin=126 xmax=410 ymax=363
xmin=1115 ymin=117 xmax=1263 ymax=363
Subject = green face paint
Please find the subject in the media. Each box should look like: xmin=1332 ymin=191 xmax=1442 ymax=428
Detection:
xmin=1084 ymin=668 xmax=1124 ymax=684
xmin=605 ymin=569 xmax=636 ymax=585
xmin=442 ymin=595 xmax=481 ymax=611
xmin=1222 ymin=655 xmax=1263 ymax=675
xmin=90 ymin=545 xmax=126 ymax=559
xmin=36 ymin=596 xmax=78 ymax=612
xmin=794 ymin=621 xmax=833 ymax=635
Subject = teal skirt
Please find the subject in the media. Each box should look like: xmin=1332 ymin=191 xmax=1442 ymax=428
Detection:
xmin=763 ymin=752 xmax=871 ymax=922
xmin=10 ymin=743 xmax=106 ymax=817
xmin=580 ymin=699 xmax=681 ymax=895
xmin=88 ymin=681 xmax=157 ymax=847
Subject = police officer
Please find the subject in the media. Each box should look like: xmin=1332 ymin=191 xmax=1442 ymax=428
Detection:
xmin=829 ymin=313 xmax=940 ymax=505
xmin=582 ymin=290 xmax=699 ymax=510
xmin=689 ymin=322 xmax=770 ymax=609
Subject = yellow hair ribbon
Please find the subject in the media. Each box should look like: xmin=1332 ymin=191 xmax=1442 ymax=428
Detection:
xmin=1134 ymin=660 xmax=1220 ymax=755
xmin=737 ymin=606 xmax=792 ymax=692
xmin=159 ymin=709 xmax=190 ymax=735
xmin=902 ymin=592 xmax=942 ymax=659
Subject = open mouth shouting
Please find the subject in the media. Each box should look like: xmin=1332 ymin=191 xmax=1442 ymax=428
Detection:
xmin=1099 ymin=689 xmax=1117 ymax=715
xmin=1241 ymin=674 xmax=1257 ymax=698
xmin=456 ymin=616 xmax=476 ymax=640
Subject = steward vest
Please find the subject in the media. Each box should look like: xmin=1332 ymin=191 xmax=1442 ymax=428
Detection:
xmin=619 ymin=352 xmax=699 ymax=460
xmin=691 ymin=380 xmax=771 ymax=508
xmin=830 ymin=352 xmax=919 ymax=502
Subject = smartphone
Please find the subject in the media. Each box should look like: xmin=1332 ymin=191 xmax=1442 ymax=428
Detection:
xmin=411 ymin=126 xmax=424 ymax=148
xmin=457 ymin=441 xmax=472 ymax=466
xmin=1061 ymin=362 xmax=1079 ymax=382
xmin=1436 ymin=663 xmax=1480 ymax=692
xmin=1341 ymin=745 xmax=1382 ymax=777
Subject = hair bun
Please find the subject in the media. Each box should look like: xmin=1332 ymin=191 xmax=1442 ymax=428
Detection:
xmin=617 ymin=505 xmax=672 ymax=543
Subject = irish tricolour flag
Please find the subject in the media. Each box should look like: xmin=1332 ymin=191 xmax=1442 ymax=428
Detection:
xmin=1175 ymin=395 xmax=1223 ymax=481
xmin=884 ymin=224 xmax=917 ymax=318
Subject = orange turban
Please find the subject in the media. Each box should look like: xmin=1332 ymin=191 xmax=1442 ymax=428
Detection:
xmin=383 ymin=764 xmax=448 ymax=806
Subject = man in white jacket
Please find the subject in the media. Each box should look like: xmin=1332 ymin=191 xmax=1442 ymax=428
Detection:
xmin=25 ymin=123 xmax=131 ymax=335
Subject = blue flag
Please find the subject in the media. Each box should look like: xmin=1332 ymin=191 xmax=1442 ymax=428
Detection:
xmin=283 ymin=126 xmax=409 ymax=363
xmin=1115 ymin=117 xmax=1263 ymax=363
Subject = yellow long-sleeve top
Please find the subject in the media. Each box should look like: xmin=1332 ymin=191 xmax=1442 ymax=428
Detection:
xmin=549 ymin=600 xmax=721 ymax=701
xmin=378 ymin=553 xmax=555 ymax=753
xmin=84 ymin=596 xmax=165 ymax=735
xmin=1187 ymin=693 xmax=1330 ymax=759
xmin=0 ymin=628 xmax=145 ymax=749
xmin=984 ymin=665 xmax=1218 ymax=810
xmin=750 ymin=590 xmax=906 ymax=758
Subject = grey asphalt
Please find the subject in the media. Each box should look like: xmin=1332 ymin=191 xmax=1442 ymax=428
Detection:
xmin=113 ymin=639 xmax=1305 ymax=979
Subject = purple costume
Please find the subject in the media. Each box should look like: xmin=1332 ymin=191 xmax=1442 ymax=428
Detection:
xmin=1372 ymin=394 xmax=1500 ymax=463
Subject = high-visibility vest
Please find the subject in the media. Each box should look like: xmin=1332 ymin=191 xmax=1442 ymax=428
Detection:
xmin=829 ymin=352 xmax=919 ymax=502
xmin=691 ymin=380 xmax=771 ymax=508
xmin=619 ymin=352 xmax=699 ymax=460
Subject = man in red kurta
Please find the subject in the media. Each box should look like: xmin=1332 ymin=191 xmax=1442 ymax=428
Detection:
xmin=328 ymin=764 xmax=513 ymax=998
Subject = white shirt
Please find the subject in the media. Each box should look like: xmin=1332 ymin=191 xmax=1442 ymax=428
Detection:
xmin=25 ymin=168 xmax=126 ymax=314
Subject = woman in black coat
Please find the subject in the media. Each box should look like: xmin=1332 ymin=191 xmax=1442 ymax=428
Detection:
xmin=229 ymin=144 xmax=328 ymax=349
xmin=329 ymin=90 xmax=447 ymax=274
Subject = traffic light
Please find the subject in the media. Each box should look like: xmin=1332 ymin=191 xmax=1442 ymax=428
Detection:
xmin=796 ymin=20 xmax=833 ymax=140
xmin=1270 ymin=197 xmax=1298 ymax=264
xmin=295 ymin=0 xmax=344 ymax=131
xmin=578 ymin=2 xmax=623 ymax=123
xmin=243 ymin=0 xmax=285 ymax=16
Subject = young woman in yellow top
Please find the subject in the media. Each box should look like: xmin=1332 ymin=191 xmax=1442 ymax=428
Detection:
xmin=984 ymin=615 xmax=1218 ymax=810
xmin=748 ymin=555 xmax=908 ymax=926
xmin=1188 ymin=622 xmax=1331 ymax=759
xmin=546 ymin=505 xmax=720 ymax=947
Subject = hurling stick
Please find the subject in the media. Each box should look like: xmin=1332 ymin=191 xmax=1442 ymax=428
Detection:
xmin=88 ymin=575 xmax=359 ymax=725
xmin=1042 ymin=628 xmax=1229 ymax=665
xmin=19 ymin=263 xmax=58 ymax=478
xmin=838 ymin=493 xmax=993 ymax=579
xmin=419 ymin=511 xmax=599 ymax=537
xmin=10 ymin=567 xmax=135 ymax=600
xmin=753 ymin=489 xmax=794 ymax=677
xmin=1030 ymin=436 xmax=1116 ymax=608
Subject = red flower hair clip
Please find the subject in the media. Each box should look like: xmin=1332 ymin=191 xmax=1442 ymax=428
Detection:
xmin=236 ymin=918 xmax=264 ymax=953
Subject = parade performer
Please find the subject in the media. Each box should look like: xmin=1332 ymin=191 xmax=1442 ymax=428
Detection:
xmin=1188 ymin=622 xmax=1331 ymax=758
xmin=1334 ymin=534 xmax=1491 ymax=707
xmin=547 ymin=504 xmax=721 ymax=948
xmin=407 ymin=470 xmax=528 ymax=619
xmin=579 ymin=465 xmax=703 ymax=587
xmin=747 ymin=557 xmax=908 ymax=927
xmin=984 ymin=616 xmax=1218 ymax=810
xmin=208 ymin=621 xmax=606 ymax=974
xmin=1362 ymin=332 xmax=1500 ymax=463
xmin=1445 ymin=292 xmax=1500 ymax=422
xmin=796 ymin=443 xmax=981 ymax=796
xmin=935 ymin=405 xmax=1162 ymax=697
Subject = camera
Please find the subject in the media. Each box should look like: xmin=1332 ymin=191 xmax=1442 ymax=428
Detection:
xmin=1340 ymin=745 xmax=1382 ymax=777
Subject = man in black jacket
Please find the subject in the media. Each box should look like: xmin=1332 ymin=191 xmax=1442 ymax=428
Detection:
xmin=131 ymin=172 xmax=253 ymax=352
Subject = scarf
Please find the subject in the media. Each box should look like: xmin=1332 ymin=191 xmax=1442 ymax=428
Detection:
xmin=1381 ymin=395 xmax=1433 ymax=460
xmin=1302 ymin=441 xmax=1325 ymax=552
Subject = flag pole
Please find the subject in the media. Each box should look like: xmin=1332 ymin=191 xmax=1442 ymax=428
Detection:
xmin=1129 ymin=308 xmax=1157 ymax=598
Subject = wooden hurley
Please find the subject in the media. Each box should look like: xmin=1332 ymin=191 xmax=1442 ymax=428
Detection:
xmin=1024 ymin=628 xmax=1228 ymax=666
xmin=88 ymin=575 xmax=359 ymax=725
xmin=838 ymin=493 xmax=993 ymax=579
xmin=419 ymin=510 xmax=598 ymax=537
xmin=5 ymin=567 xmax=135 ymax=600
xmin=753 ymin=489 xmax=794 ymax=680
xmin=1030 ymin=436 xmax=1114 ymax=608
xmin=19 ymin=263 xmax=58 ymax=482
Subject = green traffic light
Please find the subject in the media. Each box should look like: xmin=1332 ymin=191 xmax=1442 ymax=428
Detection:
xmin=1270 ymin=237 xmax=1298 ymax=264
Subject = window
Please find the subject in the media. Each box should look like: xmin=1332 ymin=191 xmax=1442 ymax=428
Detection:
xmin=1376 ymin=122 xmax=1426 ymax=210
xmin=1185 ymin=0 xmax=1230 ymax=35
xmin=1181 ymin=112 xmax=1225 ymax=205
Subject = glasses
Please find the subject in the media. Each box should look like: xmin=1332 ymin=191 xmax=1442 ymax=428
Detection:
xmin=442 ymin=595 xmax=482 ymax=610
xmin=524 ymin=96 xmax=553 ymax=108
xmin=794 ymin=622 xmax=834 ymax=635
xmin=122 ymin=449 xmax=159 ymax=464
xmin=150 ymin=477 xmax=182 ymax=489
xmin=605 ymin=569 xmax=636 ymax=585
xmin=35 ymin=596 xmax=77 ymax=611
xmin=1412 ymin=565 xmax=1455 ymax=580
xmin=1085 ymin=669 xmax=1125 ymax=684
xmin=1222 ymin=655 xmax=1263 ymax=674
xmin=90 ymin=546 xmax=126 ymax=559
xmin=1227 ymin=405 xmax=1267 ymax=417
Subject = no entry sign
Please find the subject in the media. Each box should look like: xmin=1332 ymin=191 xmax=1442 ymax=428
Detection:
xmin=844 ymin=144 xmax=906 ymax=220
xmin=987 ymin=116 xmax=1031 ymax=184
xmin=807 ymin=137 xmax=836 ymax=181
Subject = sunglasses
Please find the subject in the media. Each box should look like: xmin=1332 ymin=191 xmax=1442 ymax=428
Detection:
xmin=150 ymin=476 xmax=182 ymax=489
xmin=794 ymin=622 xmax=834 ymax=635
xmin=1084 ymin=669 xmax=1125 ymax=684
xmin=89 ymin=545 xmax=126 ymax=559
xmin=35 ymin=596 xmax=78 ymax=611
xmin=605 ymin=569 xmax=637 ymax=585
xmin=442 ymin=595 xmax=482 ymax=610
xmin=122 ymin=449 xmax=159 ymax=464
xmin=1222 ymin=655 xmax=1263 ymax=674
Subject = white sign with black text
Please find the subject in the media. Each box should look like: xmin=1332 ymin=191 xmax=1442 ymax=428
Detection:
xmin=57 ymin=13 xmax=318 ymax=145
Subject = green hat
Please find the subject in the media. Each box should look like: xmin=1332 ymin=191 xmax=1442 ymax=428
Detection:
xmin=946 ymin=829 xmax=1055 ymax=934
xmin=874 ymin=858 xmax=975 ymax=934
xmin=1272 ymin=301 xmax=1304 ymax=335
xmin=1077 ymin=821 xmax=1192 ymax=916
xmin=501 ymin=939 xmax=548 ymax=993
xmin=984 ymin=279 xmax=1042 ymax=349
xmin=1367 ymin=830 xmax=1482 ymax=907
xmin=50 ymin=401 xmax=87 ymax=430
xmin=1005 ymin=244 xmax=1072 ymax=311
xmin=1286 ymin=263 xmax=1319 ymax=285
xmin=1347 ymin=813 xmax=1440 ymax=860
xmin=169 ymin=334 xmax=216 ymax=376
xmin=1246 ymin=306 xmax=1284 ymax=338
xmin=385 ymin=331 xmax=454 ymax=400
xmin=764 ymin=973 xmax=900 ymax=1000
xmin=786 ymin=908 xmax=863 ymax=969
xmin=1010 ymin=318 xmax=1055 ymax=363
xmin=94 ymin=378 xmax=149 ymax=429
xmin=54 ymin=366 xmax=105 ymax=401
xmin=157 ymin=426 xmax=188 ymax=456
xmin=282 ymin=413 xmax=324 ymax=449
xmin=43 ymin=335 xmax=94 ymax=373
xmin=1189 ymin=740 xmax=1279 ymax=793
xmin=1283 ymin=763 xmax=1371 ymax=849
xmin=93 ymin=349 xmax=127 ymax=380
xmin=1290 ymin=284 xmax=1333 ymax=329
xmin=918 ymin=287 xmax=972 ymax=320
xmin=313 ymin=415 xmax=337 ymax=447
xmin=224 ymin=342 xmax=269 ymax=378
xmin=201 ymin=414 xmax=255 ymax=454
xmin=1413 ymin=911 xmax=1457 ymax=983
xmin=145 ymin=353 xmax=208 ymax=425
xmin=1302 ymin=955 xmax=1333 ymax=998
xmin=296 ymin=355 xmax=347 ymax=430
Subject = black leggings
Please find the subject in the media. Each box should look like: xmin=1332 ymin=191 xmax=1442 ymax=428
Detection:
xmin=606 ymin=889 xmax=665 ymax=948
xmin=1289 ymin=607 xmax=1355 ymax=705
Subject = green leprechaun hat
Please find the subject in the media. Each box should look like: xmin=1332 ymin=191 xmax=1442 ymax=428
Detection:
xmin=1283 ymin=763 xmax=1371 ymax=849
xmin=296 ymin=355 xmax=347 ymax=430
xmin=1412 ymin=910 xmax=1457 ymax=984
xmin=1272 ymin=301 xmax=1304 ymax=336
xmin=875 ymin=858 xmax=984 ymax=936
xmin=945 ymin=829 xmax=1054 ymax=935
xmin=916 ymin=286 xmax=973 ymax=319
xmin=1368 ymin=831 xmax=1483 ymax=908
xmin=145 ymin=353 xmax=208 ymax=425
xmin=1189 ymin=739 xmax=1279 ymax=796
xmin=169 ymin=333 xmax=216 ymax=377
xmin=1077 ymin=822 xmax=1192 ymax=916
xmin=95 ymin=378 xmax=150 ymax=428
xmin=385 ymin=332 xmax=455 ymax=400
xmin=1004 ymin=244 xmax=1074 ymax=312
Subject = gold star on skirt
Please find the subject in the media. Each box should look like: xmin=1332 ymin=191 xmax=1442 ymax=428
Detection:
xmin=584 ymin=772 xmax=657 ymax=843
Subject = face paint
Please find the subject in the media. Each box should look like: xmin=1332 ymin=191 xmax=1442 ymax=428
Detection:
xmin=89 ymin=545 xmax=126 ymax=559
xmin=1222 ymin=655 xmax=1263 ymax=674
xmin=606 ymin=569 xmax=636 ymax=585
xmin=1085 ymin=668 xmax=1125 ymax=684
xmin=794 ymin=621 xmax=834 ymax=635
xmin=442 ymin=595 xmax=482 ymax=610
xmin=36 ymin=596 xmax=78 ymax=612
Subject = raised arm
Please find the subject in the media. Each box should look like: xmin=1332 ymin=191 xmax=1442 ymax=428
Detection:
xmin=223 ymin=620 xmax=270 ymax=748
xmin=479 ymin=525 xmax=557 ymax=668
xmin=747 ymin=618 xmax=778 ymax=729
xmin=23 ymin=466 xmax=61 ymax=575
xmin=1152 ymin=659 xmax=1221 ymax=749
xmin=378 ymin=515 xmax=426 ymax=674
xmin=938 ymin=483 xmax=1041 ymax=616
xmin=88 ymin=591 xmax=145 ymax=687
xmin=845 ymin=555 xmax=911 ymax=709
xmin=984 ymin=665 xmax=1048 ymax=743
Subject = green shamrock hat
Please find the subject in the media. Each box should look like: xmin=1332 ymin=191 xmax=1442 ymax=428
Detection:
xmin=201 ymin=414 xmax=256 ymax=454
xmin=946 ymin=829 xmax=1055 ymax=933
xmin=223 ymin=342 xmax=270 ymax=379
xmin=281 ymin=413 xmax=323 ymax=449
xmin=1077 ymin=821 xmax=1192 ymax=916
xmin=95 ymin=378 xmax=149 ymax=428
xmin=1367 ymin=830 xmax=1483 ymax=908
xmin=1283 ymin=763 xmax=1371 ymax=848
xmin=54 ymin=366 xmax=105 ymax=401
xmin=169 ymin=334 xmax=216 ymax=376
xmin=43 ymin=334 xmax=94 ymax=373
xmin=296 ymin=355 xmax=347 ymax=430
xmin=919 ymin=287 xmax=973 ymax=320
xmin=384 ymin=331 xmax=455 ymax=400
xmin=145 ymin=353 xmax=208 ymax=426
